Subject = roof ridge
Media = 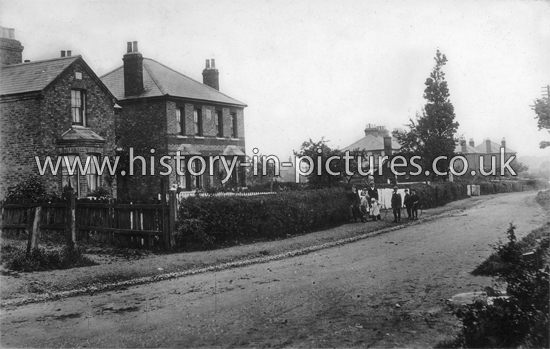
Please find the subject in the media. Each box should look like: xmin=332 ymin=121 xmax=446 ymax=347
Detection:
xmin=143 ymin=60 xmax=166 ymax=95
xmin=2 ymin=55 xmax=80 ymax=68
xmin=144 ymin=58 xmax=246 ymax=105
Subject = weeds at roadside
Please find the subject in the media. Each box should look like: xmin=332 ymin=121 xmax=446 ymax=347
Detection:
xmin=440 ymin=223 xmax=549 ymax=348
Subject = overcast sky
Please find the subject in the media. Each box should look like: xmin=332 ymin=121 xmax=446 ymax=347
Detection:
xmin=1 ymin=0 xmax=549 ymax=159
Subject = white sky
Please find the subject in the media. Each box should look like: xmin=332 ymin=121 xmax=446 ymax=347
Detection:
xmin=1 ymin=0 xmax=549 ymax=159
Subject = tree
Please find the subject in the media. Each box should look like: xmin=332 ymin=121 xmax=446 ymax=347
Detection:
xmin=533 ymin=95 xmax=550 ymax=149
xmin=293 ymin=138 xmax=343 ymax=188
xmin=394 ymin=50 xmax=459 ymax=180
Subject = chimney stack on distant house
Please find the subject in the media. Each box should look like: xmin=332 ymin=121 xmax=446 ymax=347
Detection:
xmin=67 ymin=50 xmax=71 ymax=57
xmin=469 ymin=138 xmax=475 ymax=147
xmin=501 ymin=137 xmax=506 ymax=150
xmin=460 ymin=138 xmax=467 ymax=154
xmin=0 ymin=26 xmax=24 ymax=65
xmin=383 ymin=136 xmax=393 ymax=156
xmin=202 ymin=58 xmax=219 ymax=90
xmin=123 ymin=41 xmax=143 ymax=97
xmin=61 ymin=50 xmax=65 ymax=57
xmin=485 ymin=138 xmax=492 ymax=154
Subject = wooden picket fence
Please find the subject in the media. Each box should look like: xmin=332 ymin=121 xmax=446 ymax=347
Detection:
xmin=0 ymin=187 xmax=178 ymax=252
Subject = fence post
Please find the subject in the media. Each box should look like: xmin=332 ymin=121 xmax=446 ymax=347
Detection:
xmin=167 ymin=187 xmax=177 ymax=249
xmin=26 ymin=207 xmax=41 ymax=256
xmin=65 ymin=187 xmax=78 ymax=250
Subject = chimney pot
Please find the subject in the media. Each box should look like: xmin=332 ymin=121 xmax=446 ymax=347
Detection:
xmin=67 ymin=50 xmax=72 ymax=57
xmin=123 ymin=41 xmax=144 ymax=97
xmin=127 ymin=42 xmax=132 ymax=53
xmin=8 ymin=28 xmax=15 ymax=39
xmin=61 ymin=50 xmax=66 ymax=57
xmin=24 ymin=60 xmax=30 ymax=63
xmin=211 ymin=58 xmax=215 ymax=68
xmin=202 ymin=58 xmax=219 ymax=90
xmin=501 ymin=137 xmax=506 ymax=149
xmin=2 ymin=28 xmax=8 ymax=38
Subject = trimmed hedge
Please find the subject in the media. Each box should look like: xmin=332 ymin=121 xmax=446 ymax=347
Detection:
xmin=176 ymin=188 xmax=349 ymax=247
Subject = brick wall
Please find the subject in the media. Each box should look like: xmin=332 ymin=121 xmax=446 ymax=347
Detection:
xmin=115 ymin=99 xmax=168 ymax=199
xmin=0 ymin=37 xmax=23 ymax=65
xmin=0 ymin=58 xmax=116 ymax=199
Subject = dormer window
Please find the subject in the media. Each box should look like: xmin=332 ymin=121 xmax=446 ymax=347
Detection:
xmin=71 ymin=89 xmax=86 ymax=126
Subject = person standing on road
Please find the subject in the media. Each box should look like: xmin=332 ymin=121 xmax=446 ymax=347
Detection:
xmin=404 ymin=189 xmax=413 ymax=220
xmin=360 ymin=189 xmax=369 ymax=220
xmin=391 ymin=186 xmax=402 ymax=223
xmin=370 ymin=198 xmax=381 ymax=221
xmin=410 ymin=189 xmax=420 ymax=220
xmin=367 ymin=182 xmax=378 ymax=209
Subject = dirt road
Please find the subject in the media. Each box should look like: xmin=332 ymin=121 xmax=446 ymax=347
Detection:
xmin=1 ymin=191 xmax=548 ymax=348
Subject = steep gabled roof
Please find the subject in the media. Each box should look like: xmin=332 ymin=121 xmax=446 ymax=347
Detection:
xmin=474 ymin=140 xmax=516 ymax=154
xmin=0 ymin=55 xmax=115 ymax=101
xmin=343 ymin=134 xmax=401 ymax=152
xmin=0 ymin=56 xmax=80 ymax=96
xmin=100 ymin=58 xmax=246 ymax=107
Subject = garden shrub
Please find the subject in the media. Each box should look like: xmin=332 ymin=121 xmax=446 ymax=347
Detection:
xmin=3 ymin=176 xmax=59 ymax=203
xmin=175 ymin=188 xmax=349 ymax=247
xmin=449 ymin=225 xmax=549 ymax=348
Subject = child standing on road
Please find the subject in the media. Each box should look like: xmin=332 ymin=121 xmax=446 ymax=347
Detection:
xmin=370 ymin=198 xmax=381 ymax=221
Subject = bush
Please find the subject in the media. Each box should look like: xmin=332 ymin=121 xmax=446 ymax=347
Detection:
xmin=450 ymin=225 xmax=549 ymax=348
xmin=4 ymin=176 xmax=59 ymax=203
xmin=3 ymin=246 xmax=97 ymax=272
xmin=175 ymin=188 xmax=349 ymax=247
xmin=473 ymin=223 xmax=550 ymax=277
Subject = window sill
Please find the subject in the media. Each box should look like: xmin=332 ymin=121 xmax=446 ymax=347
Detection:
xmin=194 ymin=136 xmax=205 ymax=139
xmin=176 ymin=135 xmax=188 ymax=139
xmin=230 ymin=137 xmax=240 ymax=141
xmin=216 ymin=137 xmax=226 ymax=140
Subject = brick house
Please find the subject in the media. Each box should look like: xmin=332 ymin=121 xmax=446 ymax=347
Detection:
xmin=0 ymin=28 xmax=117 ymax=198
xmin=474 ymin=138 xmax=517 ymax=173
xmin=100 ymin=42 xmax=247 ymax=199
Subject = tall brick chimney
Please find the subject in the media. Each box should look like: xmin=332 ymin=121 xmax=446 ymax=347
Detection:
xmin=123 ymin=41 xmax=143 ymax=97
xmin=485 ymin=138 xmax=492 ymax=153
xmin=0 ymin=26 xmax=23 ymax=65
xmin=460 ymin=138 xmax=467 ymax=153
xmin=202 ymin=59 xmax=219 ymax=90
xmin=469 ymin=138 xmax=475 ymax=147
xmin=383 ymin=136 xmax=393 ymax=156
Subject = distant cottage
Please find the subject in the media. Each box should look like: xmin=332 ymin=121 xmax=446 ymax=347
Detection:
xmin=0 ymin=27 xmax=117 ymax=198
xmin=101 ymin=42 xmax=247 ymax=199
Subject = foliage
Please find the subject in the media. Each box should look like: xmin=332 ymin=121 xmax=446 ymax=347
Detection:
xmin=294 ymin=138 xmax=344 ymax=188
xmin=532 ymin=95 xmax=550 ymax=149
xmin=175 ymin=188 xmax=349 ymax=248
xmin=3 ymin=246 xmax=97 ymax=272
xmin=87 ymin=187 xmax=111 ymax=199
xmin=451 ymin=224 xmax=549 ymax=348
xmin=245 ymin=154 xmax=281 ymax=187
xmin=394 ymin=50 xmax=459 ymax=180
xmin=4 ymin=176 xmax=59 ymax=203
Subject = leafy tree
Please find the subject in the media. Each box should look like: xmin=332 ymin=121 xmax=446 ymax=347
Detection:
xmin=533 ymin=95 xmax=550 ymax=149
xmin=294 ymin=138 xmax=343 ymax=188
xmin=394 ymin=50 xmax=459 ymax=180
xmin=4 ymin=176 xmax=59 ymax=203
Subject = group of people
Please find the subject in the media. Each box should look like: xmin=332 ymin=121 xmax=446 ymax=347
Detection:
xmin=350 ymin=183 xmax=382 ymax=223
xmin=349 ymin=183 xmax=420 ymax=223
xmin=391 ymin=186 xmax=420 ymax=223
